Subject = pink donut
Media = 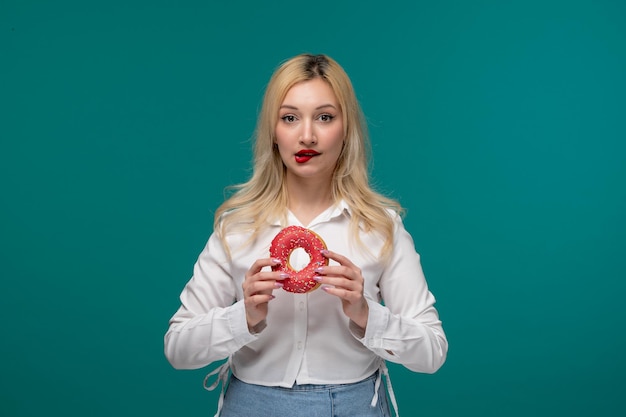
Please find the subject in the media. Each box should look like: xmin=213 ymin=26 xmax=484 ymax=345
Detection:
xmin=270 ymin=226 xmax=329 ymax=293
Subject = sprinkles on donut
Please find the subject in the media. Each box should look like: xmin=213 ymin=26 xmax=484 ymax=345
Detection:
xmin=270 ymin=225 xmax=329 ymax=293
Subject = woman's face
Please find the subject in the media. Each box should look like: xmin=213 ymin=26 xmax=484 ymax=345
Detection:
xmin=274 ymin=78 xmax=344 ymax=184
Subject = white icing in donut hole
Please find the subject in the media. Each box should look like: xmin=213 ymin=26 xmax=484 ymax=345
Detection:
xmin=288 ymin=247 xmax=309 ymax=271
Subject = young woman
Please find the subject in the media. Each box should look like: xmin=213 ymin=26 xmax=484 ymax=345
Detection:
xmin=164 ymin=54 xmax=447 ymax=417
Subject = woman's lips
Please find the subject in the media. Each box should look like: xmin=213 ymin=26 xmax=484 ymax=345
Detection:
xmin=295 ymin=150 xmax=320 ymax=163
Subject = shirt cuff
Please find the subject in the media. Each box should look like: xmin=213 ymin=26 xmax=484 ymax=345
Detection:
xmin=227 ymin=300 xmax=259 ymax=348
xmin=350 ymin=299 xmax=389 ymax=350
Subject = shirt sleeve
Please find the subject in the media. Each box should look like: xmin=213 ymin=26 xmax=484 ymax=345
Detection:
xmin=164 ymin=232 xmax=257 ymax=370
xmin=351 ymin=217 xmax=448 ymax=374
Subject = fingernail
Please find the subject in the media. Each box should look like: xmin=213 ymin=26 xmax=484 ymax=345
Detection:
xmin=279 ymin=273 xmax=290 ymax=279
xmin=314 ymin=267 xmax=324 ymax=273
xmin=320 ymin=249 xmax=329 ymax=256
xmin=313 ymin=276 xmax=323 ymax=282
xmin=272 ymin=258 xmax=282 ymax=264
xmin=274 ymin=282 xmax=284 ymax=288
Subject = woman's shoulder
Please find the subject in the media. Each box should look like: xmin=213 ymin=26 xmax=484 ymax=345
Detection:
xmin=384 ymin=206 xmax=403 ymax=220
xmin=217 ymin=208 xmax=254 ymax=225
xmin=217 ymin=213 xmax=255 ymax=238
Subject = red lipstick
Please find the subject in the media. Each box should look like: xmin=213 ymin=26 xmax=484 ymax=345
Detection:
xmin=295 ymin=149 xmax=320 ymax=163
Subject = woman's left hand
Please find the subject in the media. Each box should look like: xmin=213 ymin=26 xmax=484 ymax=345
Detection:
xmin=315 ymin=250 xmax=369 ymax=329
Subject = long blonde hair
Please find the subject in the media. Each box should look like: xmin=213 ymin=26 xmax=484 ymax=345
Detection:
xmin=214 ymin=54 xmax=404 ymax=259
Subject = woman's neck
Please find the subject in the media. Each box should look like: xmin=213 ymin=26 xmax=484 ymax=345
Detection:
xmin=285 ymin=175 xmax=334 ymax=226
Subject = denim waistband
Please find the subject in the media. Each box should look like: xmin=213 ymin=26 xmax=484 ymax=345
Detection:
xmin=204 ymin=360 xmax=399 ymax=417
xmin=233 ymin=371 xmax=379 ymax=393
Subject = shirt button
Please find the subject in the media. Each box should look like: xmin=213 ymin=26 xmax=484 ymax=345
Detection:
xmin=299 ymin=301 xmax=305 ymax=311
xmin=297 ymin=341 xmax=303 ymax=350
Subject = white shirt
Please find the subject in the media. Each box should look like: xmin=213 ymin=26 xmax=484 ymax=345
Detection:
xmin=164 ymin=201 xmax=447 ymax=387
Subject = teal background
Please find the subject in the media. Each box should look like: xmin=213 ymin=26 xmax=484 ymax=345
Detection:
xmin=2 ymin=0 xmax=625 ymax=416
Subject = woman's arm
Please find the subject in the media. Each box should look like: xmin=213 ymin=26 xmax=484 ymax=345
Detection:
xmin=164 ymin=233 xmax=256 ymax=370
xmin=355 ymin=219 xmax=448 ymax=373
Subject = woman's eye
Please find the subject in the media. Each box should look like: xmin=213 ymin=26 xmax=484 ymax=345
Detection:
xmin=281 ymin=115 xmax=296 ymax=123
xmin=319 ymin=114 xmax=335 ymax=122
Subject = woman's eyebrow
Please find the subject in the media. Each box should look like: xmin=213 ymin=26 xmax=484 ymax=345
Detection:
xmin=279 ymin=104 xmax=337 ymax=110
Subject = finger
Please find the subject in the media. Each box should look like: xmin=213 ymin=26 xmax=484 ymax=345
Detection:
xmin=321 ymin=285 xmax=362 ymax=303
xmin=315 ymin=264 xmax=359 ymax=283
xmin=319 ymin=252 xmax=362 ymax=280
xmin=244 ymin=259 xmax=284 ymax=287
xmin=244 ymin=273 xmax=286 ymax=296
xmin=244 ymin=279 xmax=284 ymax=296
xmin=244 ymin=293 xmax=276 ymax=307
xmin=321 ymin=250 xmax=357 ymax=268
xmin=248 ymin=257 xmax=282 ymax=275
xmin=314 ymin=274 xmax=355 ymax=290
xmin=250 ymin=270 xmax=289 ymax=283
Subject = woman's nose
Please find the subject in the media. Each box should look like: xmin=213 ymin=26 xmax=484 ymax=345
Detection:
xmin=299 ymin=121 xmax=317 ymax=145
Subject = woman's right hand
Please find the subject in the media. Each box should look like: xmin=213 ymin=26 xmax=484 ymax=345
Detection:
xmin=242 ymin=258 xmax=286 ymax=330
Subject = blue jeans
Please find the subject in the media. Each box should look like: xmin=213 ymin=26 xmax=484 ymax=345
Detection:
xmin=220 ymin=372 xmax=392 ymax=417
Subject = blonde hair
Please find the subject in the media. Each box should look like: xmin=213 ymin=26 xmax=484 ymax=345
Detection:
xmin=214 ymin=54 xmax=404 ymax=259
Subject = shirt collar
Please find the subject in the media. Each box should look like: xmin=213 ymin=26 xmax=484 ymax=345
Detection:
xmin=270 ymin=200 xmax=351 ymax=227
